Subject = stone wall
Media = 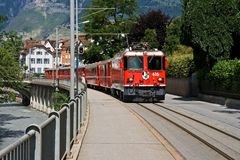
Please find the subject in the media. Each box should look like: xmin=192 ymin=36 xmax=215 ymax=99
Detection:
xmin=166 ymin=73 xmax=198 ymax=97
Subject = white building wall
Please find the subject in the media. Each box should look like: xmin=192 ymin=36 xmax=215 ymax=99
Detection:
xmin=45 ymin=41 xmax=55 ymax=52
xmin=25 ymin=48 xmax=54 ymax=74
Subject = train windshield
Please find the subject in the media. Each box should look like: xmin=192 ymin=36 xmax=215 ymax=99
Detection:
xmin=148 ymin=56 xmax=162 ymax=70
xmin=124 ymin=56 xmax=143 ymax=70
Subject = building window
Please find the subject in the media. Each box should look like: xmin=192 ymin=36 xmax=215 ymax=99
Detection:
xmin=45 ymin=52 xmax=49 ymax=55
xmin=31 ymin=58 xmax=35 ymax=64
xmin=31 ymin=68 xmax=35 ymax=73
xmin=37 ymin=68 xmax=42 ymax=73
xmin=44 ymin=68 xmax=48 ymax=71
xmin=37 ymin=58 xmax=42 ymax=64
xmin=21 ymin=58 xmax=26 ymax=64
xmin=36 ymin=51 xmax=42 ymax=55
xmin=44 ymin=58 xmax=50 ymax=64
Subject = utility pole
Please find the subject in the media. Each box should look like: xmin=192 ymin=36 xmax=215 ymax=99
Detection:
xmin=75 ymin=0 xmax=79 ymax=94
xmin=28 ymin=48 xmax=32 ymax=78
xmin=55 ymin=28 xmax=59 ymax=92
xmin=70 ymin=0 xmax=75 ymax=99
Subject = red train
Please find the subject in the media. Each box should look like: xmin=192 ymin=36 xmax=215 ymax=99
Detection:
xmin=45 ymin=49 xmax=168 ymax=102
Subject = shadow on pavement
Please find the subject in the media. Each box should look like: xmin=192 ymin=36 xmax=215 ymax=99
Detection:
xmin=212 ymin=110 xmax=240 ymax=114
xmin=0 ymin=128 xmax=24 ymax=139
xmin=172 ymin=97 xmax=199 ymax=101
xmin=0 ymin=113 xmax=30 ymax=141
xmin=0 ymin=103 xmax=23 ymax=107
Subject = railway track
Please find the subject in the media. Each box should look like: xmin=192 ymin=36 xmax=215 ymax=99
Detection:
xmin=124 ymin=102 xmax=240 ymax=160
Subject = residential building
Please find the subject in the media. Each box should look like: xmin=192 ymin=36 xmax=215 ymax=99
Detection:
xmin=20 ymin=39 xmax=55 ymax=75
xmin=59 ymin=34 xmax=89 ymax=67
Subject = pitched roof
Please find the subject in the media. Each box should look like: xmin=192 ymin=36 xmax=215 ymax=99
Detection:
xmin=21 ymin=39 xmax=54 ymax=55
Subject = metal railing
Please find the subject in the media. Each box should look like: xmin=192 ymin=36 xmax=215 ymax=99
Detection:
xmin=0 ymin=82 xmax=88 ymax=160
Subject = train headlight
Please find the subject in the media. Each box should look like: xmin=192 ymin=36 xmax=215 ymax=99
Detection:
xmin=128 ymin=77 xmax=134 ymax=83
xmin=158 ymin=77 xmax=164 ymax=82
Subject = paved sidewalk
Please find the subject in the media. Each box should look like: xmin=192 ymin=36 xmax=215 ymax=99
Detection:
xmin=77 ymin=89 xmax=174 ymax=160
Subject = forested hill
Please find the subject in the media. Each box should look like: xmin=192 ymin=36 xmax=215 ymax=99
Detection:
xmin=0 ymin=0 xmax=182 ymax=39
xmin=138 ymin=0 xmax=182 ymax=17
xmin=0 ymin=0 xmax=182 ymax=18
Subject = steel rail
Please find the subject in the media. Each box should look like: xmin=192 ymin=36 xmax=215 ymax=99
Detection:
xmin=154 ymin=103 xmax=240 ymax=142
xmin=136 ymin=103 xmax=238 ymax=160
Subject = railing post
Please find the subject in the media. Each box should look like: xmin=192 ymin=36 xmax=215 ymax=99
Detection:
xmin=62 ymin=103 xmax=72 ymax=158
xmin=49 ymin=111 xmax=60 ymax=160
xmin=80 ymin=93 xmax=84 ymax=125
xmin=70 ymin=99 xmax=77 ymax=139
xmin=25 ymin=124 xmax=41 ymax=160
xmin=75 ymin=95 xmax=81 ymax=132
xmin=58 ymin=106 xmax=68 ymax=159
xmin=82 ymin=91 xmax=87 ymax=121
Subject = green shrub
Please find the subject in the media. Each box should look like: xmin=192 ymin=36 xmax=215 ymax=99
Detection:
xmin=33 ymin=73 xmax=44 ymax=77
xmin=0 ymin=92 xmax=16 ymax=103
xmin=49 ymin=92 xmax=69 ymax=111
xmin=167 ymin=50 xmax=195 ymax=78
xmin=208 ymin=59 xmax=240 ymax=89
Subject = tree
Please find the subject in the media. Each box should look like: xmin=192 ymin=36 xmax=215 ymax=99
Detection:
xmin=163 ymin=17 xmax=182 ymax=55
xmin=0 ymin=15 xmax=7 ymax=29
xmin=141 ymin=29 xmax=158 ymax=49
xmin=128 ymin=10 xmax=170 ymax=50
xmin=0 ymin=15 xmax=26 ymax=102
xmin=0 ymin=16 xmax=7 ymax=23
xmin=83 ymin=0 xmax=137 ymax=63
xmin=50 ymin=92 xmax=69 ymax=111
xmin=0 ymin=31 xmax=24 ymax=91
xmin=182 ymin=0 xmax=240 ymax=69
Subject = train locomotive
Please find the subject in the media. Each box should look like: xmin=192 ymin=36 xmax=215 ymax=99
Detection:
xmin=45 ymin=48 xmax=168 ymax=102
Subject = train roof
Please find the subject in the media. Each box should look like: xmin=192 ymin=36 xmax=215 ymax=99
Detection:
xmin=113 ymin=49 xmax=164 ymax=58
xmin=124 ymin=50 xmax=164 ymax=56
xmin=45 ymin=65 xmax=85 ymax=71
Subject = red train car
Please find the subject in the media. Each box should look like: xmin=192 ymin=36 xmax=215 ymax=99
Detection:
xmin=99 ymin=59 xmax=112 ymax=90
xmin=45 ymin=66 xmax=85 ymax=80
xmin=84 ymin=62 xmax=99 ymax=88
xmin=84 ymin=49 xmax=168 ymax=101
xmin=110 ymin=49 xmax=168 ymax=101
xmin=45 ymin=48 xmax=168 ymax=102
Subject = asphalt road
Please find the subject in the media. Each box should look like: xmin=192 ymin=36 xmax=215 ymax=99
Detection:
xmin=0 ymin=103 xmax=47 ymax=150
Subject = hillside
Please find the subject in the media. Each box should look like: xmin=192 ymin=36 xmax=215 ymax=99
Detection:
xmin=138 ymin=0 xmax=182 ymax=17
xmin=0 ymin=0 xmax=182 ymax=39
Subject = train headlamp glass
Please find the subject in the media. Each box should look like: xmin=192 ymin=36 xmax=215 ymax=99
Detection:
xmin=128 ymin=77 xmax=134 ymax=82
xmin=158 ymin=77 xmax=164 ymax=82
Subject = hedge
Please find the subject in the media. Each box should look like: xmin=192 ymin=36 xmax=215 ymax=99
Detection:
xmin=208 ymin=59 xmax=240 ymax=89
xmin=167 ymin=53 xmax=195 ymax=78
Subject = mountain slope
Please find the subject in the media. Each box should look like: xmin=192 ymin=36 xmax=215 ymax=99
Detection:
xmin=0 ymin=0 xmax=26 ymax=17
xmin=137 ymin=0 xmax=182 ymax=17
xmin=1 ymin=0 xmax=182 ymax=39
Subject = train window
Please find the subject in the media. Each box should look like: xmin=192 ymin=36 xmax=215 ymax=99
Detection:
xmin=124 ymin=56 xmax=143 ymax=70
xmin=148 ymin=56 xmax=162 ymax=70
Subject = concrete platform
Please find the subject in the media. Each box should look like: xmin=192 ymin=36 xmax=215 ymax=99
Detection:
xmin=77 ymin=89 xmax=175 ymax=160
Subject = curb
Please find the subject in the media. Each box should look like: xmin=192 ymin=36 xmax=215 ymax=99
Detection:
xmin=198 ymin=93 xmax=240 ymax=109
xmin=66 ymin=101 xmax=90 ymax=160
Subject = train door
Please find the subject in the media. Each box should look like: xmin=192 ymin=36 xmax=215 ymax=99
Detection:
xmin=104 ymin=63 xmax=107 ymax=88
xmin=97 ymin=64 xmax=100 ymax=86
xmin=107 ymin=61 xmax=112 ymax=88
